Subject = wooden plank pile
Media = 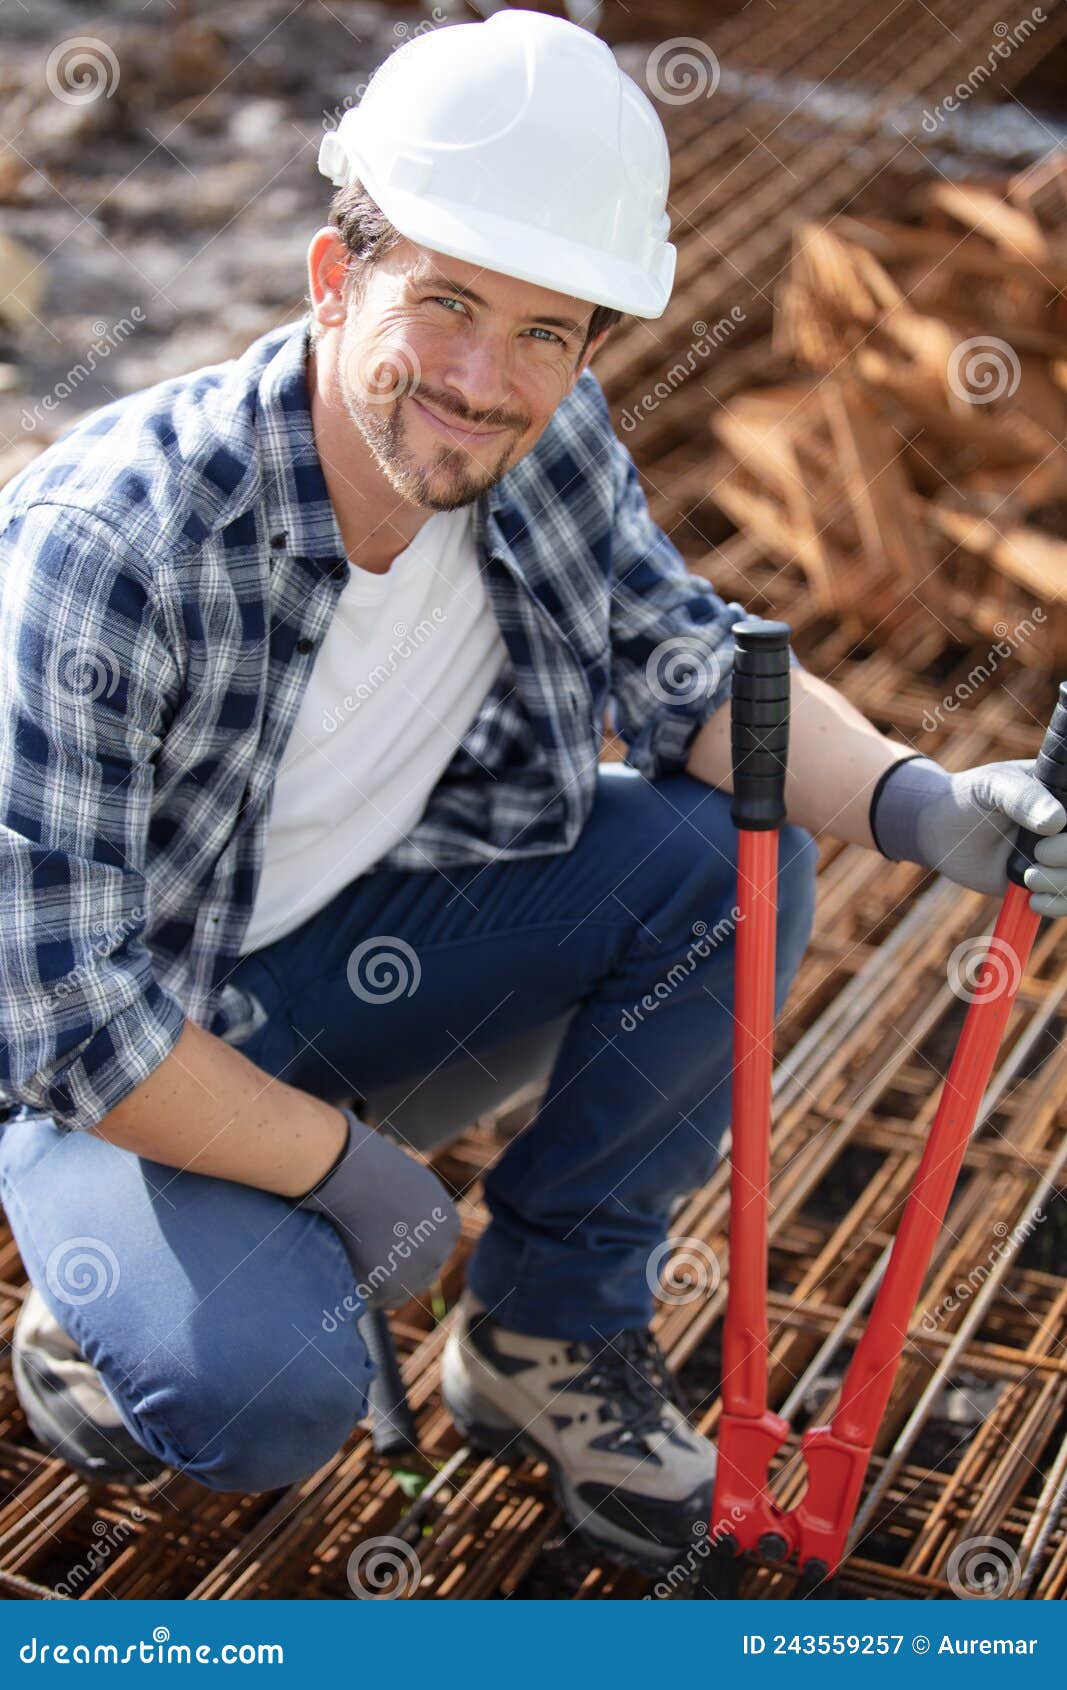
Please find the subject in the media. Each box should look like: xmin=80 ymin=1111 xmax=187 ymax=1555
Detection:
xmin=711 ymin=150 xmax=1067 ymax=662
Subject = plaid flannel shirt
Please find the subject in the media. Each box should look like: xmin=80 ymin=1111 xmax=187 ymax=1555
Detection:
xmin=0 ymin=313 xmax=776 ymax=1132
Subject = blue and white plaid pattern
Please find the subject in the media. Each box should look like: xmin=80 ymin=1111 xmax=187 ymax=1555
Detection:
xmin=0 ymin=314 xmax=760 ymax=1131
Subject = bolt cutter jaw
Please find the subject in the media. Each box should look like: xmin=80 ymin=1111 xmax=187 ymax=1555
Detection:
xmin=710 ymin=1407 xmax=793 ymax=1556
xmin=710 ymin=1414 xmax=871 ymax=1579
xmin=710 ymin=1419 xmax=865 ymax=1588
xmin=793 ymin=1423 xmax=873 ymax=1572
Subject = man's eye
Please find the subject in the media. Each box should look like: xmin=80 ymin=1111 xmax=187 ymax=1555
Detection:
xmin=425 ymin=299 xmax=563 ymax=345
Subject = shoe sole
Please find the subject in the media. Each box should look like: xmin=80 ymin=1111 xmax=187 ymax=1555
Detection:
xmin=444 ymin=1379 xmax=703 ymax=1579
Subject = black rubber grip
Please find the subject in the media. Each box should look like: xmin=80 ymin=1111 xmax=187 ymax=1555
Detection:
xmin=730 ymin=618 xmax=792 ymax=831
xmin=1007 ymin=679 xmax=1067 ymax=887
xmin=360 ymin=1307 xmax=419 ymax=1457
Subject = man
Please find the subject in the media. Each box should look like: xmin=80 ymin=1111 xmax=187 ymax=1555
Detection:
xmin=1 ymin=11 xmax=1065 ymax=1575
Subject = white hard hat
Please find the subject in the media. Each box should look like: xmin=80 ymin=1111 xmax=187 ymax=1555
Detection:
xmin=317 ymin=10 xmax=676 ymax=319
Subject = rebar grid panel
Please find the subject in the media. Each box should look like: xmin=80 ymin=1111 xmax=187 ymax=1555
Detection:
xmin=3 ymin=622 xmax=1062 ymax=1599
xmin=2 ymin=0 xmax=1066 ymax=1602
xmin=598 ymin=0 xmax=1067 ymax=404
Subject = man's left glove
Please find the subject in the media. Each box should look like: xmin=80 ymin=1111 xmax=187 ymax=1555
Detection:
xmin=870 ymin=754 xmax=1067 ymax=916
xmin=297 ymin=1107 xmax=461 ymax=1311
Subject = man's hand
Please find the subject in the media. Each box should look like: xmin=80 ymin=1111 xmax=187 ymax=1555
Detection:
xmin=871 ymin=755 xmax=1067 ymax=915
xmin=683 ymin=661 xmax=1067 ymax=913
xmin=297 ymin=1107 xmax=461 ymax=1311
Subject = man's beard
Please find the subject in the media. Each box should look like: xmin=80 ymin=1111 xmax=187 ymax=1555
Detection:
xmin=343 ymin=377 xmax=526 ymax=513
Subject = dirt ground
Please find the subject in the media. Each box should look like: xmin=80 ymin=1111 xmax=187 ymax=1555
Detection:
xmin=0 ymin=0 xmax=413 ymax=451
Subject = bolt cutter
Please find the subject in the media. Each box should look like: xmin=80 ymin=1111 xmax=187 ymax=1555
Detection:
xmin=706 ymin=619 xmax=1067 ymax=1595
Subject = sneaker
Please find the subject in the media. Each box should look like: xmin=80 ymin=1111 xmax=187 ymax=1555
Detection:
xmin=441 ymin=1289 xmax=715 ymax=1572
xmin=12 ymin=1285 xmax=166 ymax=1486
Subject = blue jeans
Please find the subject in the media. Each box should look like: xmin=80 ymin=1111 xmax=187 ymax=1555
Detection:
xmin=0 ymin=769 xmax=817 ymax=1492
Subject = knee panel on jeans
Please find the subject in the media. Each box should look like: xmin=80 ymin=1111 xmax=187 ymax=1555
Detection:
xmin=146 ymin=1321 xmax=374 ymax=1494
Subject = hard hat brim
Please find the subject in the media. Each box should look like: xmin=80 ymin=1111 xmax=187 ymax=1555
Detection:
xmin=373 ymin=181 xmax=676 ymax=321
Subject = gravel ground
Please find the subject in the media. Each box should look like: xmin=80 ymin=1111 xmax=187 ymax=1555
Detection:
xmin=0 ymin=0 xmax=419 ymax=450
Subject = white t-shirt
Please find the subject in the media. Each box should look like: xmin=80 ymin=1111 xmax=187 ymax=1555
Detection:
xmin=239 ymin=504 xmax=507 ymax=955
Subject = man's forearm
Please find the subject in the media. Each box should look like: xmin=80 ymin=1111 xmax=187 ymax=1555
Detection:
xmin=685 ymin=666 xmax=916 ymax=848
xmin=88 ymin=1016 xmax=348 ymax=1198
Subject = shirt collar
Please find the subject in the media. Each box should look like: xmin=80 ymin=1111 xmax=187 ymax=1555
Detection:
xmin=255 ymin=314 xmax=349 ymax=578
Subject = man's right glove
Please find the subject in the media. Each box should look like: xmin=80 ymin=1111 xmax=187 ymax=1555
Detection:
xmin=297 ymin=1107 xmax=460 ymax=1311
xmin=870 ymin=753 xmax=1067 ymax=914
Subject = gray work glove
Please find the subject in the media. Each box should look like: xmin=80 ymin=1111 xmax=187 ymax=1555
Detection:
xmin=870 ymin=754 xmax=1067 ymax=917
xmin=297 ymin=1107 xmax=460 ymax=1311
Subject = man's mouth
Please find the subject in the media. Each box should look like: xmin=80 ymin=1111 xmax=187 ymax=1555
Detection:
xmin=409 ymin=393 xmax=514 ymax=444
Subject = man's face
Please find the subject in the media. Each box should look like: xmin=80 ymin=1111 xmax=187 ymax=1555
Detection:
xmin=331 ymin=241 xmax=604 ymax=511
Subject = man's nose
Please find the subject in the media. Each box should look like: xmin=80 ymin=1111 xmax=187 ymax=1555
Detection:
xmin=439 ymin=331 xmax=518 ymax=422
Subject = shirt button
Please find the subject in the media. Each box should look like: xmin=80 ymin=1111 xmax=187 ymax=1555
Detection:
xmin=296 ymin=637 xmax=314 ymax=655
xmin=270 ymin=533 xmax=286 ymax=550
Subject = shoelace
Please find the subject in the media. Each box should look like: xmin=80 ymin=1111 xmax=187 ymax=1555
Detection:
xmin=564 ymin=1329 xmax=684 ymax=1451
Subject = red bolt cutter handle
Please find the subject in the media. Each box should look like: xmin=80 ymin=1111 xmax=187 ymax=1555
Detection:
xmin=711 ymin=664 xmax=1067 ymax=1587
xmin=710 ymin=619 xmax=795 ymax=1566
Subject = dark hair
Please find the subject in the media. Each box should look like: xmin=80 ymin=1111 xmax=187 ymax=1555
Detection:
xmin=310 ymin=178 xmax=623 ymax=356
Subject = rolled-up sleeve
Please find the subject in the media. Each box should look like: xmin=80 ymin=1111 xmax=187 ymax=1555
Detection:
xmin=0 ymin=502 xmax=187 ymax=1130
xmin=606 ymin=431 xmax=801 ymax=781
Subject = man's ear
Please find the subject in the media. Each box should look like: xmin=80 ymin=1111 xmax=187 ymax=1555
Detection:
xmin=307 ymin=228 xmax=351 ymax=332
